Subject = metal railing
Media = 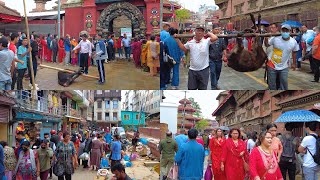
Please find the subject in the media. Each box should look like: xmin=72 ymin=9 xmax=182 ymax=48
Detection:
xmin=14 ymin=91 xmax=82 ymax=118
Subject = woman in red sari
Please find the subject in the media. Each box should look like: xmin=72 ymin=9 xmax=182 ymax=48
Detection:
xmin=40 ymin=36 xmax=48 ymax=63
xmin=249 ymin=131 xmax=283 ymax=180
xmin=221 ymin=128 xmax=248 ymax=180
xmin=131 ymin=37 xmax=142 ymax=68
xmin=58 ymin=38 xmax=65 ymax=63
xmin=208 ymin=128 xmax=226 ymax=180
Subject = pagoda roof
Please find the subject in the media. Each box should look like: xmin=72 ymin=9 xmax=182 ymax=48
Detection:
xmin=0 ymin=2 xmax=21 ymax=23
xmin=179 ymin=98 xmax=191 ymax=104
xmin=178 ymin=104 xmax=196 ymax=112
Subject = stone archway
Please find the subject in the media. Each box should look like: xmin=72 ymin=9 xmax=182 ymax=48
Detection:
xmin=97 ymin=2 xmax=146 ymax=36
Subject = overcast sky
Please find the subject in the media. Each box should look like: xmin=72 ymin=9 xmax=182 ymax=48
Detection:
xmin=162 ymin=90 xmax=223 ymax=120
xmin=4 ymin=0 xmax=56 ymax=15
xmin=5 ymin=0 xmax=217 ymax=15
xmin=177 ymin=0 xmax=217 ymax=12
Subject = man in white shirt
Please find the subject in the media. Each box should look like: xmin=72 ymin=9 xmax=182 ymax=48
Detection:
xmin=301 ymin=25 xmax=316 ymax=73
xmin=175 ymin=26 xmax=218 ymax=90
xmin=298 ymin=121 xmax=319 ymax=180
xmin=265 ymin=24 xmax=299 ymax=90
xmin=72 ymin=34 xmax=93 ymax=74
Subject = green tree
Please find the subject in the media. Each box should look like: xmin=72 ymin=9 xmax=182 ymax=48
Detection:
xmin=188 ymin=97 xmax=202 ymax=118
xmin=195 ymin=119 xmax=210 ymax=132
xmin=175 ymin=9 xmax=191 ymax=29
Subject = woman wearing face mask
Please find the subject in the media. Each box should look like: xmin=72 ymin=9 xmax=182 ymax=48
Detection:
xmin=53 ymin=132 xmax=78 ymax=180
xmin=37 ymin=139 xmax=53 ymax=180
xmin=249 ymin=131 xmax=283 ymax=180
xmin=266 ymin=123 xmax=283 ymax=162
xmin=221 ymin=128 xmax=248 ymax=180
xmin=14 ymin=140 xmax=40 ymax=180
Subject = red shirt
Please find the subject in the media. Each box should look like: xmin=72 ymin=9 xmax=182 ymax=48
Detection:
xmin=8 ymin=42 xmax=17 ymax=56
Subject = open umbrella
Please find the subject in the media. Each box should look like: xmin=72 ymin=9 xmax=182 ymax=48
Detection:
xmin=281 ymin=20 xmax=303 ymax=28
xmin=219 ymin=126 xmax=230 ymax=131
xmin=275 ymin=110 xmax=320 ymax=123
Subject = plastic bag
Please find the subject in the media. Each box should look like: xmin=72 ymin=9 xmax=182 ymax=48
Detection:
xmin=130 ymin=153 xmax=138 ymax=161
xmin=124 ymin=155 xmax=130 ymax=161
xmin=167 ymin=164 xmax=178 ymax=180
xmin=125 ymin=161 xmax=133 ymax=167
xmin=205 ymin=150 xmax=209 ymax=156
xmin=100 ymin=158 xmax=109 ymax=169
xmin=139 ymin=138 xmax=149 ymax=145
xmin=79 ymin=152 xmax=89 ymax=160
xmin=204 ymin=165 xmax=213 ymax=180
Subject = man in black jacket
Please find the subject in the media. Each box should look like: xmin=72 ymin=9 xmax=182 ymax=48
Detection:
xmin=28 ymin=34 xmax=40 ymax=89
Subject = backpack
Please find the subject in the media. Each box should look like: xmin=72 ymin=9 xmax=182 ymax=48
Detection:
xmin=280 ymin=135 xmax=296 ymax=163
xmin=306 ymin=134 xmax=320 ymax=165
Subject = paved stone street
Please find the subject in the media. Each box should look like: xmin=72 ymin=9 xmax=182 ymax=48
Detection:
xmin=170 ymin=61 xmax=320 ymax=90
xmin=22 ymin=60 xmax=159 ymax=90
xmin=46 ymin=160 xmax=159 ymax=180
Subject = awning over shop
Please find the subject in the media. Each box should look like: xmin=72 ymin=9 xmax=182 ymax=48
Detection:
xmin=65 ymin=115 xmax=81 ymax=123
xmin=0 ymin=3 xmax=21 ymax=23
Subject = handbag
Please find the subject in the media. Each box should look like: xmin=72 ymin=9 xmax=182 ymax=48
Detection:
xmin=53 ymin=160 xmax=65 ymax=177
xmin=204 ymin=165 xmax=213 ymax=180
xmin=167 ymin=164 xmax=178 ymax=180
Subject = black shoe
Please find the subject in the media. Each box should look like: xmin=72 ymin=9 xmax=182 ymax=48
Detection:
xmin=311 ymin=80 xmax=319 ymax=83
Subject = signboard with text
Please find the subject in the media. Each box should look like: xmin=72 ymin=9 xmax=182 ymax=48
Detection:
xmin=121 ymin=28 xmax=132 ymax=38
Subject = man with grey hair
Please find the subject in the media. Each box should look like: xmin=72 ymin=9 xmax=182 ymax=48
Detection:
xmin=159 ymin=131 xmax=178 ymax=180
xmin=312 ymin=26 xmax=320 ymax=82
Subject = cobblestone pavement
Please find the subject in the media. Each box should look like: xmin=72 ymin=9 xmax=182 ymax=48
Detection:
xmin=48 ymin=159 xmax=159 ymax=180
xmin=22 ymin=59 xmax=159 ymax=90
xmin=168 ymin=61 xmax=320 ymax=90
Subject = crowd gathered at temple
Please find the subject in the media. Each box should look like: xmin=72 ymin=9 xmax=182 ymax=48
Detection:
xmin=160 ymin=22 xmax=320 ymax=90
xmin=160 ymin=121 xmax=320 ymax=180
xmin=0 ymin=31 xmax=161 ymax=90
xmin=0 ymin=122 xmax=140 ymax=180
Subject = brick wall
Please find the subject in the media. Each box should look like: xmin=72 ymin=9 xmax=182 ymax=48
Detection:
xmin=138 ymin=127 xmax=161 ymax=139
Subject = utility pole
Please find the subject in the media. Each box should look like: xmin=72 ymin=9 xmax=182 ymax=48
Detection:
xmin=160 ymin=0 xmax=163 ymax=31
xmin=57 ymin=0 xmax=61 ymax=39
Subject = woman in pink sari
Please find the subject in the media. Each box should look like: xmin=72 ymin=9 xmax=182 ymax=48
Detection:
xmin=221 ymin=128 xmax=249 ymax=180
xmin=249 ymin=131 xmax=283 ymax=180
xmin=131 ymin=37 xmax=142 ymax=68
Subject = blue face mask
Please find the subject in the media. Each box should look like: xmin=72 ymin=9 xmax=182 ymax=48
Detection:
xmin=281 ymin=32 xmax=290 ymax=39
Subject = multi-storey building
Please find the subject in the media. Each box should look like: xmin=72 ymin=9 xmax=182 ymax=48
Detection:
xmin=212 ymin=90 xmax=320 ymax=136
xmin=215 ymin=0 xmax=319 ymax=31
xmin=94 ymin=90 xmax=122 ymax=130
xmin=123 ymin=90 xmax=161 ymax=118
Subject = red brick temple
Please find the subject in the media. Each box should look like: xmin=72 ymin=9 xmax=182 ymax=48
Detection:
xmin=38 ymin=0 xmax=163 ymax=38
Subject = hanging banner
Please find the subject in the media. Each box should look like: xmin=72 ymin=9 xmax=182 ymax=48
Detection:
xmin=121 ymin=28 xmax=132 ymax=38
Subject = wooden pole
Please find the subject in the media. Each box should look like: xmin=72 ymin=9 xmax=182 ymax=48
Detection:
xmin=39 ymin=64 xmax=100 ymax=80
xmin=175 ymin=33 xmax=298 ymax=39
xmin=23 ymin=0 xmax=36 ymax=91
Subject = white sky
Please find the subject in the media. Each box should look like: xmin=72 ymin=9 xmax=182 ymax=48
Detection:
xmin=162 ymin=90 xmax=223 ymax=120
xmin=177 ymin=0 xmax=217 ymax=12
xmin=5 ymin=0 xmax=217 ymax=15
xmin=3 ymin=0 xmax=56 ymax=15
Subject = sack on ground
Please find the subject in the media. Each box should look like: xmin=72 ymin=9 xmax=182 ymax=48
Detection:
xmin=100 ymin=158 xmax=109 ymax=169
xmin=79 ymin=152 xmax=89 ymax=160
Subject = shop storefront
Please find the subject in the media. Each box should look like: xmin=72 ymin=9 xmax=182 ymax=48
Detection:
xmin=0 ymin=95 xmax=15 ymax=142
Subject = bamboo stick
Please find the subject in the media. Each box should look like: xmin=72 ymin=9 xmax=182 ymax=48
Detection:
xmin=175 ymin=33 xmax=298 ymax=39
xmin=23 ymin=0 xmax=36 ymax=91
xmin=39 ymin=64 xmax=100 ymax=80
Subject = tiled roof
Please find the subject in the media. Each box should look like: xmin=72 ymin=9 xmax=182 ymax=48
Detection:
xmin=0 ymin=3 xmax=21 ymax=17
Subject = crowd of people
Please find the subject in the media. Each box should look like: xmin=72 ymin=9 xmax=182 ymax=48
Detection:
xmin=0 ymin=30 xmax=161 ymax=90
xmin=159 ymin=121 xmax=320 ymax=180
xmin=160 ymin=22 xmax=320 ymax=90
xmin=0 ymin=126 xmax=135 ymax=180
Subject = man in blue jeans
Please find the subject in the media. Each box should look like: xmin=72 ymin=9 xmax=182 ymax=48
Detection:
xmin=209 ymin=24 xmax=227 ymax=90
xmin=0 ymin=37 xmax=15 ymax=90
xmin=298 ymin=121 xmax=319 ymax=180
xmin=265 ymin=24 xmax=299 ymax=90
xmin=122 ymin=34 xmax=131 ymax=61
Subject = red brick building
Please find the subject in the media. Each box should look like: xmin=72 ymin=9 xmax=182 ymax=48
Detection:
xmin=215 ymin=0 xmax=320 ymax=31
xmin=212 ymin=91 xmax=320 ymax=137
